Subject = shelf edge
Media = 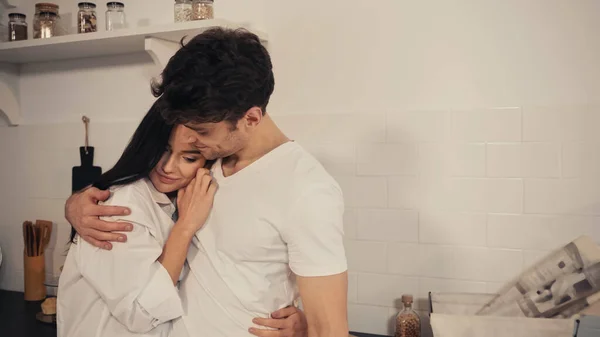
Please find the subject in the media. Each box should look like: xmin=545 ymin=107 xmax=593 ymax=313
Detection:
xmin=144 ymin=37 xmax=180 ymax=69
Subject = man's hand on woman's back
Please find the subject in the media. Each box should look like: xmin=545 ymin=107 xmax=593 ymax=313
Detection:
xmin=250 ymin=306 xmax=308 ymax=337
xmin=65 ymin=186 xmax=133 ymax=250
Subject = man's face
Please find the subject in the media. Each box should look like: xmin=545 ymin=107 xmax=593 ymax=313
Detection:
xmin=184 ymin=120 xmax=248 ymax=160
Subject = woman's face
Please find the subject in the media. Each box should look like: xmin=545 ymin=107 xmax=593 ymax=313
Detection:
xmin=149 ymin=125 xmax=207 ymax=193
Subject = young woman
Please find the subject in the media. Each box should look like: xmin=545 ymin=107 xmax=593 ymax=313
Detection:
xmin=57 ymin=100 xmax=306 ymax=337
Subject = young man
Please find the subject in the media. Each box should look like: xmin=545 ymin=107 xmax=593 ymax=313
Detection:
xmin=65 ymin=28 xmax=348 ymax=337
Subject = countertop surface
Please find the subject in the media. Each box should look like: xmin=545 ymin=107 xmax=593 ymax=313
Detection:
xmin=0 ymin=289 xmax=387 ymax=337
xmin=0 ymin=290 xmax=57 ymax=337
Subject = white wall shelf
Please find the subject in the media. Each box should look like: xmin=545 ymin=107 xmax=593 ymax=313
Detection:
xmin=0 ymin=19 xmax=267 ymax=65
xmin=0 ymin=0 xmax=16 ymax=9
xmin=0 ymin=19 xmax=268 ymax=125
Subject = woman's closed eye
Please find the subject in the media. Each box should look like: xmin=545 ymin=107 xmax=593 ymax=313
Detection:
xmin=184 ymin=157 xmax=199 ymax=163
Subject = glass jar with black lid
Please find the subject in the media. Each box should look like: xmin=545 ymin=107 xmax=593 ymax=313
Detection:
xmin=78 ymin=2 xmax=97 ymax=33
xmin=106 ymin=2 xmax=126 ymax=31
xmin=8 ymin=13 xmax=28 ymax=41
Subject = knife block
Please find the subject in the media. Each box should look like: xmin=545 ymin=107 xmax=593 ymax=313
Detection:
xmin=24 ymin=253 xmax=46 ymax=301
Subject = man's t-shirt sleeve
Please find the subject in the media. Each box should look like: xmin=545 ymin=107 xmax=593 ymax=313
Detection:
xmin=280 ymin=182 xmax=348 ymax=277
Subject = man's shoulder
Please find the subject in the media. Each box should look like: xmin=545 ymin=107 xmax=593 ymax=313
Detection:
xmin=281 ymin=143 xmax=342 ymax=196
xmin=279 ymin=142 xmax=333 ymax=174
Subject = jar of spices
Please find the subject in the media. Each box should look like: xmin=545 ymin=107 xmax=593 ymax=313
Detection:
xmin=36 ymin=11 xmax=57 ymax=39
xmin=395 ymin=294 xmax=421 ymax=337
xmin=174 ymin=0 xmax=192 ymax=22
xmin=8 ymin=13 xmax=28 ymax=41
xmin=192 ymin=0 xmax=213 ymax=20
xmin=33 ymin=3 xmax=61 ymax=38
xmin=105 ymin=2 xmax=125 ymax=31
xmin=77 ymin=2 xmax=97 ymax=34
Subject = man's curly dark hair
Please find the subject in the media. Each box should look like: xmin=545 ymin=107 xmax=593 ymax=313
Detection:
xmin=151 ymin=27 xmax=275 ymax=126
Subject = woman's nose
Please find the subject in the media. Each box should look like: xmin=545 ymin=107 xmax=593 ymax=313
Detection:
xmin=162 ymin=156 xmax=177 ymax=173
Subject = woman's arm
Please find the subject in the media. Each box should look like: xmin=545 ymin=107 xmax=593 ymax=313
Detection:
xmin=158 ymin=226 xmax=195 ymax=284
xmin=77 ymin=218 xmax=184 ymax=334
xmin=159 ymin=169 xmax=217 ymax=284
xmin=77 ymin=170 xmax=216 ymax=333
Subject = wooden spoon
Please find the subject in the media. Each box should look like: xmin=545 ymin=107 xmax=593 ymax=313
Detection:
xmin=22 ymin=222 xmax=28 ymax=256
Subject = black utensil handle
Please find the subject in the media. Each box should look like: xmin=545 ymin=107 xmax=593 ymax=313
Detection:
xmin=79 ymin=147 xmax=95 ymax=167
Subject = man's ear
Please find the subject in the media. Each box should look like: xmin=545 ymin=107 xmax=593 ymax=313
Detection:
xmin=242 ymin=107 xmax=263 ymax=128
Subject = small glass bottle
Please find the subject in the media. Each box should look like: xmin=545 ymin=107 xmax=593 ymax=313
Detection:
xmin=395 ymin=294 xmax=421 ymax=337
xmin=192 ymin=0 xmax=213 ymax=20
xmin=8 ymin=13 xmax=28 ymax=41
xmin=77 ymin=2 xmax=97 ymax=33
xmin=105 ymin=2 xmax=126 ymax=31
xmin=174 ymin=0 xmax=193 ymax=22
xmin=36 ymin=11 xmax=57 ymax=39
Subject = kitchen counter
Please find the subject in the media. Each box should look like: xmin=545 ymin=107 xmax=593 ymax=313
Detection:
xmin=0 ymin=289 xmax=388 ymax=337
xmin=0 ymin=290 xmax=57 ymax=337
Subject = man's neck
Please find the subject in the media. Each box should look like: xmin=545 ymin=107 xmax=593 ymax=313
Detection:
xmin=221 ymin=114 xmax=289 ymax=176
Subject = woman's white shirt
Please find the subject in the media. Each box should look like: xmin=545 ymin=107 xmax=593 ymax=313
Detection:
xmin=57 ymin=178 xmax=184 ymax=337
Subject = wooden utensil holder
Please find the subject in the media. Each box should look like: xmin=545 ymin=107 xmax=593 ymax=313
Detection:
xmin=24 ymin=252 xmax=46 ymax=301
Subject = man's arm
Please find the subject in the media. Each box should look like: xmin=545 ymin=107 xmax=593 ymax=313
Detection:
xmin=65 ymin=186 xmax=133 ymax=250
xmin=280 ymin=182 xmax=348 ymax=337
xmin=297 ymin=273 xmax=348 ymax=337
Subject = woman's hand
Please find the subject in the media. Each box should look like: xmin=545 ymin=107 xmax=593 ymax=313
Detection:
xmin=176 ymin=168 xmax=217 ymax=234
xmin=160 ymin=169 xmax=217 ymax=284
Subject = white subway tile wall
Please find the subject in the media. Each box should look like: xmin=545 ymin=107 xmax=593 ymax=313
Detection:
xmin=387 ymin=243 xmax=421 ymax=276
xmin=342 ymin=105 xmax=597 ymax=335
xmin=418 ymin=277 xmax=487 ymax=304
xmin=419 ymin=212 xmax=487 ymax=246
xmin=357 ymin=143 xmax=417 ymax=176
xmin=345 ymin=240 xmax=389 ymax=274
xmin=348 ymin=304 xmax=394 ymax=336
xmin=356 ymin=209 xmax=419 ymax=243
xmin=2 ymin=1 xmax=600 ymax=336
xmin=356 ymin=273 xmax=419 ymax=308
xmin=3 ymin=106 xmax=599 ymax=335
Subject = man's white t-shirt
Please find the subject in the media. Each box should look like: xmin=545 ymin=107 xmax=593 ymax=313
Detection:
xmin=171 ymin=141 xmax=347 ymax=337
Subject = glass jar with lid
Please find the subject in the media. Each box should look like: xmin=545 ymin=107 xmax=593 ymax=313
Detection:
xmin=174 ymin=0 xmax=192 ymax=22
xmin=78 ymin=2 xmax=97 ymax=33
xmin=8 ymin=13 xmax=28 ymax=41
xmin=35 ymin=11 xmax=57 ymax=39
xmin=33 ymin=3 xmax=62 ymax=38
xmin=105 ymin=2 xmax=126 ymax=31
xmin=192 ymin=0 xmax=213 ymax=20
